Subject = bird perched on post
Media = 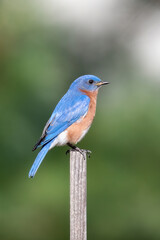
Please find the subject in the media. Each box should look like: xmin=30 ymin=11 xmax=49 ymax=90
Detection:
xmin=29 ymin=75 xmax=109 ymax=178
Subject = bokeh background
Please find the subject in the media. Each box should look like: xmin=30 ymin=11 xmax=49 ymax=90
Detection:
xmin=1 ymin=0 xmax=160 ymax=239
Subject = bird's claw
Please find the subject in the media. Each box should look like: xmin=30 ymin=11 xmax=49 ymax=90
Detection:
xmin=85 ymin=149 xmax=91 ymax=158
xmin=66 ymin=149 xmax=70 ymax=155
xmin=66 ymin=147 xmax=91 ymax=159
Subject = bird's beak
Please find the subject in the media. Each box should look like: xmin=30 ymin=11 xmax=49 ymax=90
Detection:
xmin=96 ymin=81 xmax=110 ymax=87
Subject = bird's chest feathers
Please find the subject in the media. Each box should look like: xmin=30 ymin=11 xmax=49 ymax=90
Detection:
xmin=67 ymin=90 xmax=98 ymax=144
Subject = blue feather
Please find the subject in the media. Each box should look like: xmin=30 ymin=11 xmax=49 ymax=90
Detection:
xmin=29 ymin=140 xmax=53 ymax=178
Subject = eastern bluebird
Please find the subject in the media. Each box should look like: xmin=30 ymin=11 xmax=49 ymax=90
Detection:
xmin=29 ymin=75 xmax=109 ymax=178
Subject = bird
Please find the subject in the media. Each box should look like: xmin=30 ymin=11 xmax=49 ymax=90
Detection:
xmin=29 ymin=75 xmax=109 ymax=178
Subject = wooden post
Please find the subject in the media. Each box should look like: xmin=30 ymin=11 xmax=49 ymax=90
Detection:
xmin=70 ymin=150 xmax=87 ymax=240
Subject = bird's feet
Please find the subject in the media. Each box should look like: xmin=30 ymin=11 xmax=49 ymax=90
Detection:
xmin=66 ymin=144 xmax=91 ymax=159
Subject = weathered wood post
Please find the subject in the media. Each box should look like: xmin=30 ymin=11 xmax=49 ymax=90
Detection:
xmin=70 ymin=150 xmax=87 ymax=240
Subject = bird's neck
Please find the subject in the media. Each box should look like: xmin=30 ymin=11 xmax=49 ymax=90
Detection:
xmin=79 ymin=89 xmax=98 ymax=102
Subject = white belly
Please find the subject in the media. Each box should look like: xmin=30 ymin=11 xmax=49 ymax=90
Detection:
xmin=49 ymin=130 xmax=68 ymax=149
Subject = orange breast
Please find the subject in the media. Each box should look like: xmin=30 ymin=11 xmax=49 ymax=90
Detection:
xmin=67 ymin=89 xmax=98 ymax=144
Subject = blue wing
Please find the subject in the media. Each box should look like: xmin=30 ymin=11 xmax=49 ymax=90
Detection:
xmin=33 ymin=89 xmax=90 ymax=149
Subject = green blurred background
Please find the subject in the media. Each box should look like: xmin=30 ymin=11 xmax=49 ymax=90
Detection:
xmin=1 ymin=0 xmax=160 ymax=239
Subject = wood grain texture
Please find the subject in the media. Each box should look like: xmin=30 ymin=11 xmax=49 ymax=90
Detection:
xmin=70 ymin=150 xmax=87 ymax=240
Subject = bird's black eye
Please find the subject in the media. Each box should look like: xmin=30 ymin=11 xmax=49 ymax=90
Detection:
xmin=89 ymin=79 xmax=94 ymax=84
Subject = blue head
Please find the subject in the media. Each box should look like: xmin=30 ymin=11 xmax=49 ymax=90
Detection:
xmin=70 ymin=75 xmax=109 ymax=92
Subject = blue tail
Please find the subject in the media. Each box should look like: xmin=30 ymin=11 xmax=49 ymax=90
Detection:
xmin=29 ymin=141 xmax=52 ymax=178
